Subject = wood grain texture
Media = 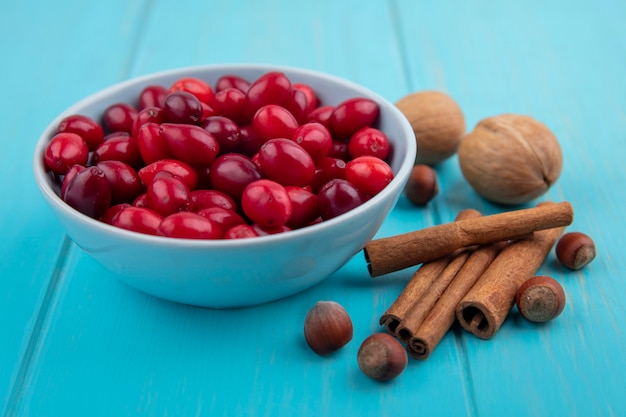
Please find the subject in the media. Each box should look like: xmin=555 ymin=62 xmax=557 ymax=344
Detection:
xmin=0 ymin=1 xmax=152 ymax=414
xmin=1 ymin=0 xmax=625 ymax=416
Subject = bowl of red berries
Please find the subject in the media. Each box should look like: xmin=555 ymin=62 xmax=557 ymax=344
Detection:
xmin=33 ymin=64 xmax=416 ymax=308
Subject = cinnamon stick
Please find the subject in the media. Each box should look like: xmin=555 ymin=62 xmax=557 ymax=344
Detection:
xmin=379 ymin=209 xmax=480 ymax=336
xmin=407 ymin=241 xmax=505 ymax=360
xmin=364 ymin=201 xmax=573 ymax=277
xmin=395 ymin=245 xmax=475 ymax=342
xmin=455 ymin=223 xmax=566 ymax=340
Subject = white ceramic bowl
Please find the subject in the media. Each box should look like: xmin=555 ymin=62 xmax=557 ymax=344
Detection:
xmin=33 ymin=64 xmax=416 ymax=308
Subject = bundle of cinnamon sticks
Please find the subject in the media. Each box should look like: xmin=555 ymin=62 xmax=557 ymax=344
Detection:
xmin=364 ymin=201 xmax=573 ymax=360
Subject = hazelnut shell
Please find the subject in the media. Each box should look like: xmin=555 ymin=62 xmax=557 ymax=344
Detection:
xmin=458 ymin=114 xmax=563 ymax=205
xmin=357 ymin=333 xmax=407 ymax=381
xmin=395 ymin=91 xmax=465 ymax=166
xmin=303 ymin=301 xmax=353 ymax=356
xmin=404 ymin=164 xmax=438 ymax=206
xmin=555 ymin=232 xmax=596 ymax=270
xmin=515 ymin=276 xmax=566 ymax=323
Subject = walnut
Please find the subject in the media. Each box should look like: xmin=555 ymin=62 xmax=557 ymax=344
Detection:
xmin=395 ymin=91 xmax=465 ymax=166
xmin=458 ymin=114 xmax=563 ymax=205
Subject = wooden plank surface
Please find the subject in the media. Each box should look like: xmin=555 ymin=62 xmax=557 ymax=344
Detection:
xmin=1 ymin=0 xmax=625 ymax=416
xmin=0 ymin=1 xmax=152 ymax=414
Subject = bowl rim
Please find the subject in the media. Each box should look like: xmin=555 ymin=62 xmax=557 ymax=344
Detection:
xmin=33 ymin=63 xmax=416 ymax=249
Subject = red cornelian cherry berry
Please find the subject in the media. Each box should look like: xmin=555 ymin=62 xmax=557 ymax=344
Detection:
xmin=348 ymin=127 xmax=391 ymax=160
xmin=310 ymin=157 xmax=347 ymax=193
xmin=223 ymin=224 xmax=259 ymax=239
xmin=214 ymin=87 xmax=247 ymax=125
xmin=102 ymin=102 xmax=138 ymax=133
xmin=241 ymin=179 xmax=293 ymax=228
xmin=146 ymin=172 xmax=191 ymax=216
xmin=243 ymin=71 xmax=292 ymax=122
xmin=197 ymin=206 xmax=246 ymax=231
xmin=327 ymin=140 xmax=350 ymax=161
xmin=157 ymin=212 xmax=222 ymax=239
xmin=285 ymin=186 xmax=320 ymax=229
xmin=95 ymin=160 xmax=143 ymax=204
xmin=307 ymin=105 xmax=335 ymax=131
xmin=329 ymin=97 xmax=379 ymax=140
xmin=57 ymin=114 xmax=105 ymax=150
xmin=209 ymin=153 xmax=263 ymax=199
xmin=138 ymin=159 xmax=199 ymax=190
xmin=293 ymin=82 xmax=320 ymax=115
xmin=283 ymin=89 xmax=309 ymax=125
xmin=92 ymin=132 xmax=143 ymax=169
xmin=237 ymin=125 xmax=265 ymax=157
xmin=137 ymin=122 xmax=172 ymax=165
xmin=63 ymin=166 xmax=112 ymax=219
xmin=252 ymin=104 xmax=299 ymax=141
xmin=44 ymin=132 xmax=90 ymax=175
xmin=132 ymin=106 xmax=164 ymax=138
xmin=345 ymin=156 xmax=394 ymax=196
xmin=215 ymin=74 xmax=250 ymax=93
xmin=101 ymin=203 xmax=131 ymax=225
xmin=258 ymin=138 xmax=315 ymax=187
xmin=110 ymin=206 xmax=163 ymax=235
xmin=162 ymin=91 xmax=204 ymax=125
xmin=318 ymin=178 xmax=367 ymax=220
xmin=138 ymin=85 xmax=168 ymax=110
xmin=61 ymin=165 xmax=86 ymax=200
xmin=169 ymin=77 xmax=215 ymax=106
xmin=159 ymin=123 xmax=220 ymax=167
xmin=291 ymin=122 xmax=333 ymax=161
xmin=201 ymin=116 xmax=241 ymax=154
xmin=189 ymin=189 xmax=238 ymax=212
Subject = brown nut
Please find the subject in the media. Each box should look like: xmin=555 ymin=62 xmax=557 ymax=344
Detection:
xmin=515 ymin=276 xmax=566 ymax=323
xmin=458 ymin=114 xmax=563 ymax=205
xmin=555 ymin=232 xmax=596 ymax=270
xmin=357 ymin=333 xmax=407 ymax=382
xmin=395 ymin=91 xmax=465 ymax=166
xmin=304 ymin=301 xmax=353 ymax=356
xmin=404 ymin=164 xmax=439 ymax=206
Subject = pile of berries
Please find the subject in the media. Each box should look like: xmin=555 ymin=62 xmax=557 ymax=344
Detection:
xmin=43 ymin=71 xmax=394 ymax=239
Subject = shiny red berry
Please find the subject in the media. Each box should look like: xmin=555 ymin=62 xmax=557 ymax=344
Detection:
xmin=345 ymin=156 xmax=394 ymax=196
xmin=157 ymin=212 xmax=222 ymax=239
xmin=258 ymin=138 xmax=315 ymax=187
xmin=241 ymin=179 xmax=292 ymax=228
xmin=44 ymin=132 xmax=89 ymax=175
xmin=57 ymin=114 xmax=105 ymax=150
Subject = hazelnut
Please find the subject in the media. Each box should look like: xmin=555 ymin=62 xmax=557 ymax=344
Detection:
xmin=404 ymin=164 xmax=439 ymax=206
xmin=357 ymin=333 xmax=407 ymax=382
xmin=555 ymin=232 xmax=596 ymax=270
xmin=458 ymin=114 xmax=563 ymax=205
xmin=304 ymin=301 xmax=353 ymax=356
xmin=395 ymin=91 xmax=465 ymax=166
xmin=515 ymin=276 xmax=566 ymax=323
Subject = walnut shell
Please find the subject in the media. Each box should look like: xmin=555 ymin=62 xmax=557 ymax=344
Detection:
xmin=458 ymin=114 xmax=563 ymax=205
xmin=395 ymin=91 xmax=465 ymax=165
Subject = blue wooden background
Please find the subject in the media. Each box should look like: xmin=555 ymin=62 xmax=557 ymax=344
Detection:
xmin=2 ymin=1 xmax=625 ymax=416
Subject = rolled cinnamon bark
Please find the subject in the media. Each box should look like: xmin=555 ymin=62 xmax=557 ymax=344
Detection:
xmin=455 ymin=224 xmax=566 ymax=340
xmin=396 ymin=245 xmax=474 ymax=342
xmin=407 ymin=241 xmax=505 ymax=360
xmin=364 ymin=201 xmax=573 ymax=277
xmin=379 ymin=209 xmax=480 ymax=336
